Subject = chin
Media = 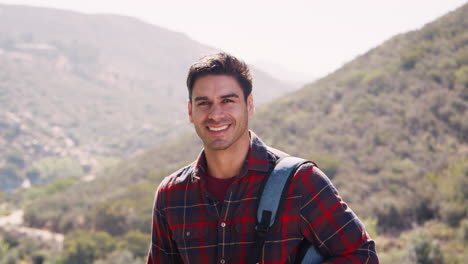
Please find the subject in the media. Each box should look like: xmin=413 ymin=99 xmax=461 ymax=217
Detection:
xmin=206 ymin=144 xmax=230 ymax=151
xmin=204 ymin=140 xmax=232 ymax=151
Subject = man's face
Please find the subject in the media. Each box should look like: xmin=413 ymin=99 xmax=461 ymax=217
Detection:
xmin=188 ymin=74 xmax=254 ymax=152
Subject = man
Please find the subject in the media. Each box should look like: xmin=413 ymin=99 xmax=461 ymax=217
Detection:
xmin=148 ymin=52 xmax=379 ymax=263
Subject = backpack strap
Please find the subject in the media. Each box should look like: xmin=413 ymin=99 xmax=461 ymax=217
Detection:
xmin=257 ymin=157 xmax=309 ymax=227
xmin=248 ymin=156 xmax=323 ymax=264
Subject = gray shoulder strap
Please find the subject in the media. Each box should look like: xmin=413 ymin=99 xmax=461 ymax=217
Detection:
xmin=301 ymin=245 xmax=324 ymax=264
xmin=257 ymin=156 xmax=324 ymax=264
xmin=257 ymin=156 xmax=308 ymax=227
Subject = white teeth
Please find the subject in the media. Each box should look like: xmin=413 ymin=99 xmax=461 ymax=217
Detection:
xmin=208 ymin=125 xmax=229 ymax=131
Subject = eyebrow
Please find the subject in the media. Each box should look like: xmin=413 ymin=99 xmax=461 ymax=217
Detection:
xmin=194 ymin=96 xmax=209 ymax=102
xmin=193 ymin=93 xmax=239 ymax=102
xmin=220 ymin=93 xmax=239 ymax=99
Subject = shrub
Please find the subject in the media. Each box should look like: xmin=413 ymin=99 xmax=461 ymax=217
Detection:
xmin=0 ymin=238 xmax=10 ymax=262
xmin=26 ymin=168 xmax=41 ymax=184
xmin=94 ymin=250 xmax=140 ymax=264
xmin=440 ymin=201 xmax=466 ymax=227
xmin=454 ymin=65 xmax=468 ymax=88
xmin=427 ymin=159 xmax=468 ymax=227
xmin=120 ymin=230 xmax=150 ymax=259
xmin=363 ymin=70 xmax=388 ymax=95
xmin=23 ymin=177 xmax=78 ymax=201
xmin=0 ymin=247 xmax=20 ymax=264
xmin=0 ymin=166 xmax=22 ymax=192
xmin=30 ymin=157 xmax=83 ymax=184
xmin=31 ymin=251 xmax=46 ymax=264
xmin=343 ymin=70 xmax=366 ymax=86
xmin=400 ymin=47 xmax=426 ymax=70
xmin=408 ymin=230 xmax=444 ymax=264
xmin=374 ymin=198 xmax=413 ymax=231
xmin=4 ymin=124 xmax=20 ymax=140
xmin=91 ymin=201 xmax=133 ymax=236
xmin=60 ymin=230 xmax=116 ymax=264
xmin=460 ymin=219 xmax=468 ymax=242
xmin=5 ymin=151 xmax=25 ymax=169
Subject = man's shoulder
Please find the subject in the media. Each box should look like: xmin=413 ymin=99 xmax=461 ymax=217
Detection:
xmin=157 ymin=162 xmax=195 ymax=191
xmin=289 ymin=161 xmax=337 ymax=199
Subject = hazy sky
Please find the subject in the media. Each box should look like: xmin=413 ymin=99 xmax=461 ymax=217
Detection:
xmin=1 ymin=0 xmax=467 ymax=81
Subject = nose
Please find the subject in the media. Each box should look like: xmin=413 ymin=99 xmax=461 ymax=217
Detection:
xmin=207 ymin=103 xmax=224 ymax=121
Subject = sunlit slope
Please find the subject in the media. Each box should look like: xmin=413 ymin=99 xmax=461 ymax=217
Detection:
xmin=253 ymin=2 xmax=468 ymax=228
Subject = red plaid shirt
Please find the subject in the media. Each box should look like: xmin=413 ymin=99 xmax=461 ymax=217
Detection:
xmin=148 ymin=132 xmax=379 ymax=263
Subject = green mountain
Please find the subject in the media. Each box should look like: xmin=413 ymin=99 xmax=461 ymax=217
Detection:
xmin=0 ymin=4 xmax=295 ymax=192
xmin=2 ymin=3 xmax=467 ymax=264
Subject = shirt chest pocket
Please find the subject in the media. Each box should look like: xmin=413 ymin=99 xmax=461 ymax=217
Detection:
xmin=172 ymin=227 xmax=211 ymax=263
xmin=172 ymin=226 xmax=209 ymax=245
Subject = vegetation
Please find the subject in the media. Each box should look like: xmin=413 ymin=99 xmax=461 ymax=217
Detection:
xmin=252 ymin=3 xmax=468 ymax=236
xmin=0 ymin=4 xmax=294 ymax=192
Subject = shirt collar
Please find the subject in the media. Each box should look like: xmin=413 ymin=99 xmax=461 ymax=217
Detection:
xmin=192 ymin=130 xmax=271 ymax=181
xmin=246 ymin=130 xmax=270 ymax=172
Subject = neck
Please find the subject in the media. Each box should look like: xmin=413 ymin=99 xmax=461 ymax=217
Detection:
xmin=204 ymin=132 xmax=250 ymax=179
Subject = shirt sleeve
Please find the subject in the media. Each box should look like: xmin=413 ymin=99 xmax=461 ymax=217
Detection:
xmin=296 ymin=164 xmax=379 ymax=263
xmin=147 ymin=187 xmax=183 ymax=264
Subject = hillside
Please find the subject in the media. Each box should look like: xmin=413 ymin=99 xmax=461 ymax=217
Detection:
xmin=1 ymin=3 xmax=467 ymax=264
xmin=253 ymin=2 xmax=468 ymax=224
xmin=0 ymin=4 xmax=295 ymax=192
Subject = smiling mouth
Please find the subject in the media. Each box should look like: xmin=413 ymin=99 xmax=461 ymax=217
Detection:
xmin=208 ymin=125 xmax=229 ymax=132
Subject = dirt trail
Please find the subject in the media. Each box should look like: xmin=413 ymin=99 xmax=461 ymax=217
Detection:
xmin=0 ymin=210 xmax=64 ymax=251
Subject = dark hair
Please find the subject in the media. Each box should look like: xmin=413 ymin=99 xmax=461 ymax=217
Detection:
xmin=186 ymin=52 xmax=252 ymax=101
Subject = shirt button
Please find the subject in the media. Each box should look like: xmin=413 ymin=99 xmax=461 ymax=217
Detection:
xmin=220 ymin=259 xmax=226 ymax=264
xmin=220 ymin=222 xmax=226 ymax=227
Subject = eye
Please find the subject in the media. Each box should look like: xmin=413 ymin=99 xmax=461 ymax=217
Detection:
xmin=197 ymin=101 xmax=210 ymax=106
xmin=222 ymin=98 xmax=234 ymax=103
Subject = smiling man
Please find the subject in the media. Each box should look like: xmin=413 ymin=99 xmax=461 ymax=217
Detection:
xmin=147 ymin=53 xmax=379 ymax=264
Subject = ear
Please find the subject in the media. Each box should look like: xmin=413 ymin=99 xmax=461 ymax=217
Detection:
xmin=247 ymin=93 xmax=255 ymax=117
xmin=188 ymin=100 xmax=194 ymax=123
